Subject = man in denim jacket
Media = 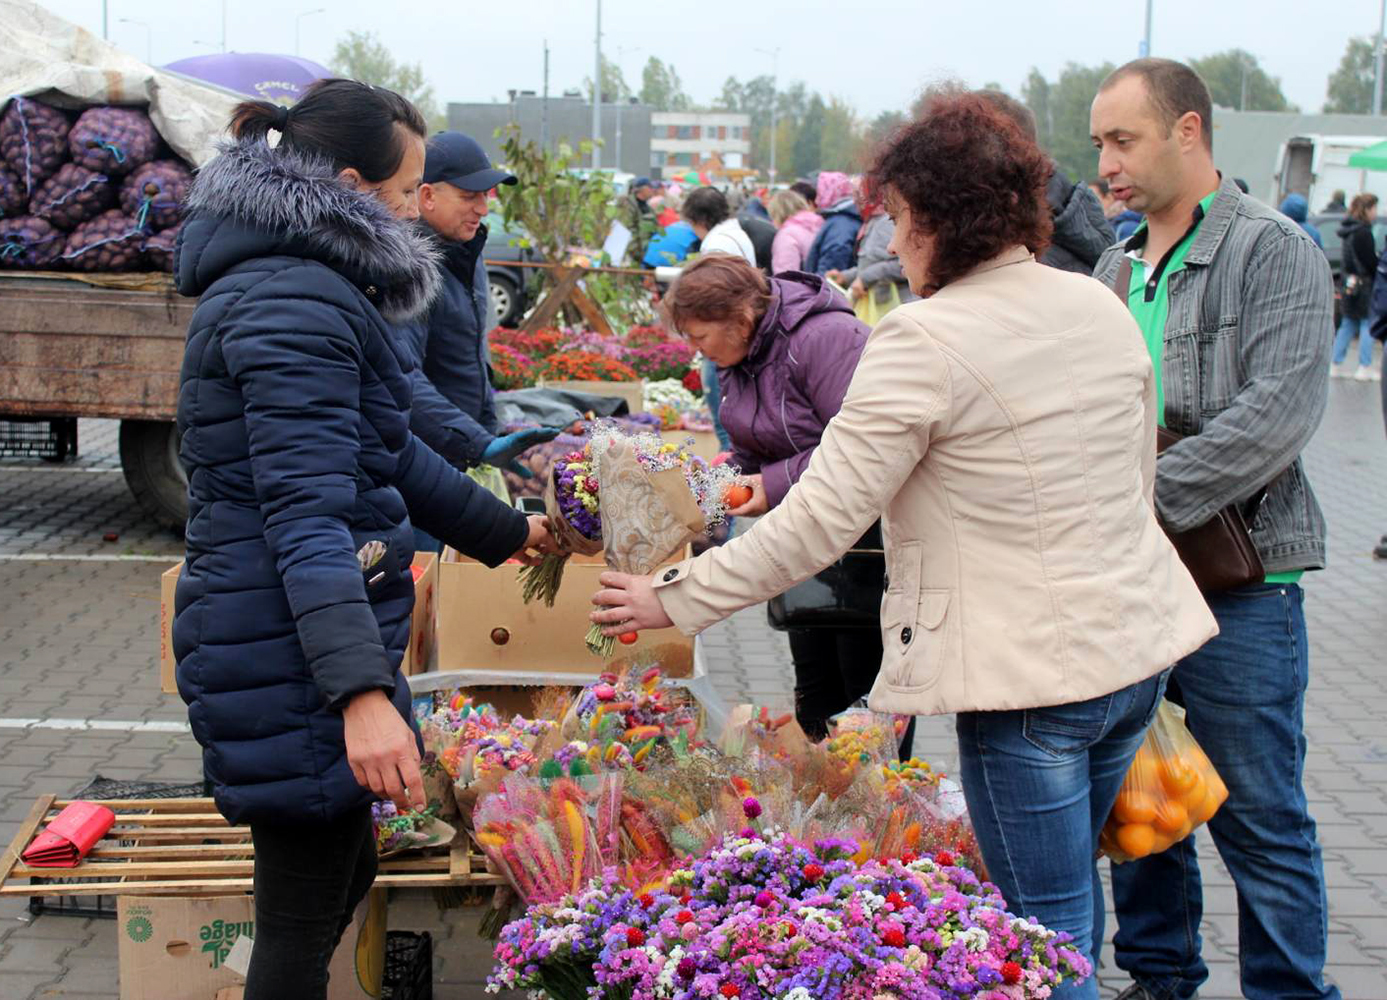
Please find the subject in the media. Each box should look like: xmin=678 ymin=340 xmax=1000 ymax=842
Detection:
xmin=1092 ymin=59 xmax=1338 ymax=1000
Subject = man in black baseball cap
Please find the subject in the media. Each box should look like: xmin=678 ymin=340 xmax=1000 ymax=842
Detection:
xmin=399 ymin=132 xmax=557 ymax=552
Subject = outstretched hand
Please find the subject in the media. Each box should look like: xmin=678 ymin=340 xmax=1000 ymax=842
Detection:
xmin=590 ymin=571 xmax=675 ymax=636
xmin=511 ymin=514 xmax=559 ymax=566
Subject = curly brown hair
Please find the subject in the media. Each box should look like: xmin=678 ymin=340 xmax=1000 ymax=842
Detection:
xmin=868 ymin=86 xmax=1052 ymax=293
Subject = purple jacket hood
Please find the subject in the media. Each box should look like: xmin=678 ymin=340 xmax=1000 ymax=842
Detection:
xmin=717 ymin=271 xmax=869 ymax=506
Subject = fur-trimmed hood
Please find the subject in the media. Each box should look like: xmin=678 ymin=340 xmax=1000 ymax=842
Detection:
xmin=175 ymin=139 xmax=440 ymax=322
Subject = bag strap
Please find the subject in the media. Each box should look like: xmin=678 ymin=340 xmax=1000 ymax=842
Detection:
xmin=1110 ymin=256 xmax=1133 ymax=302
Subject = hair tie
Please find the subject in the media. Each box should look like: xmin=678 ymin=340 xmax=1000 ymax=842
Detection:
xmin=273 ymin=105 xmax=291 ymax=132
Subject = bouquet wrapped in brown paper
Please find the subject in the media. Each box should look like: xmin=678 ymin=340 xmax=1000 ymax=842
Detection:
xmin=584 ymin=427 xmax=738 ymax=656
xmin=518 ymin=422 xmax=738 ymax=655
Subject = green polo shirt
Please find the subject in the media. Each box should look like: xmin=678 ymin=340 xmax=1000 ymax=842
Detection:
xmin=1124 ymin=193 xmax=1301 ymax=585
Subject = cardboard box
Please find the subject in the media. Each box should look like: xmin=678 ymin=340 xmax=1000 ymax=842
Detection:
xmin=407 ymin=635 xmax=729 ymax=736
xmin=161 ymin=553 xmax=440 ymax=691
xmin=118 ymin=888 xmax=386 ymax=1000
xmin=435 ymin=547 xmax=694 ymax=673
xmin=159 ymin=562 xmax=181 ymax=695
xmin=538 ymin=378 xmax=645 ymax=413
xmin=400 ymin=552 xmax=438 ymax=676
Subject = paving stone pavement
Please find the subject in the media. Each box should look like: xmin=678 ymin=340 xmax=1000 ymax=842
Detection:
xmin=1 ymin=386 xmax=1385 ymax=998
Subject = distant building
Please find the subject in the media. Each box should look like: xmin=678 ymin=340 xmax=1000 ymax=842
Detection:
xmin=446 ymin=93 xmax=653 ymax=177
xmin=648 ymin=112 xmax=752 ymax=177
xmin=1210 ymin=107 xmax=1387 ymax=207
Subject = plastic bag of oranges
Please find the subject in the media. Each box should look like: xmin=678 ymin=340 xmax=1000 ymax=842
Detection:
xmin=1100 ymin=701 xmax=1228 ymax=863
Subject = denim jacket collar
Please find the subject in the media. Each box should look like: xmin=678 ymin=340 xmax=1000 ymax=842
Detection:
xmin=1181 ymin=175 xmax=1242 ymax=268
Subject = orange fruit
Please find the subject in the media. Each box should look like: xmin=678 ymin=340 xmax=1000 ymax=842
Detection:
xmin=1153 ymin=799 xmax=1189 ymax=835
xmin=1127 ymin=750 xmax=1160 ymax=790
xmin=1179 ymin=772 xmax=1209 ymax=813
xmin=1114 ymin=789 xmax=1158 ymax=825
xmin=1191 ymin=787 xmax=1224 ymax=826
xmin=1159 ymin=756 xmax=1198 ymax=795
xmin=1115 ymin=823 xmax=1156 ymax=858
xmin=1148 ymin=830 xmax=1176 ymax=855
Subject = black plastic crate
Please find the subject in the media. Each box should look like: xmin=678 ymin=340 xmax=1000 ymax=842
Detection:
xmin=27 ymin=775 xmax=208 ymax=919
xmin=0 ymin=417 xmax=77 ymax=461
xmin=381 ymin=931 xmax=433 ymax=1000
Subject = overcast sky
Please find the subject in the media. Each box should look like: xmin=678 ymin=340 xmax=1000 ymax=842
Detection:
xmin=41 ymin=0 xmax=1379 ymax=118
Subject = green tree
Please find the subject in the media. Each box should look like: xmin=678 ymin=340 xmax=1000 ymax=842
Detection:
xmin=820 ymin=96 xmax=865 ymax=172
xmin=583 ymin=55 xmax=630 ymax=104
xmin=792 ymin=94 xmax=826 ymax=176
xmin=1325 ymin=36 xmax=1376 ymax=113
xmin=638 ymin=57 xmax=691 ymax=111
xmin=1022 ymin=62 xmax=1115 ymax=183
xmin=1189 ymin=50 xmax=1292 ymax=111
xmin=330 ymin=30 xmax=443 ymax=130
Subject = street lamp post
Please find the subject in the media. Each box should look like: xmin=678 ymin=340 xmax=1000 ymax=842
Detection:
xmin=1140 ymin=0 xmax=1153 ymax=56
xmin=754 ymin=46 xmax=780 ymax=182
xmin=1375 ymin=0 xmax=1386 ymax=116
xmin=591 ymin=0 xmax=602 ymax=170
xmin=119 ymin=17 xmax=152 ymax=64
xmin=295 ymin=7 xmax=326 ymax=58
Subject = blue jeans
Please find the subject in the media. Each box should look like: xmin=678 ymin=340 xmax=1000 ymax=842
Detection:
xmin=1110 ymin=584 xmax=1339 ymax=1000
xmin=701 ymin=357 xmax=731 ymax=451
xmin=957 ymin=671 xmax=1168 ymax=1000
xmin=1332 ymin=314 xmax=1373 ymax=367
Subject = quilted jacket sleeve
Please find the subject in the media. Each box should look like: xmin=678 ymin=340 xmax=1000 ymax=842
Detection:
xmin=392 ymin=434 xmax=529 ymax=566
xmin=220 ymin=270 xmax=395 ymax=710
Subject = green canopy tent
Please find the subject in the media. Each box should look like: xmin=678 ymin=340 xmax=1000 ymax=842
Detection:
xmin=1347 ymin=140 xmax=1387 ymax=171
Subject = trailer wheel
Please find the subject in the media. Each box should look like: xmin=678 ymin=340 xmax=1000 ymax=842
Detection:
xmin=119 ymin=420 xmax=187 ymax=534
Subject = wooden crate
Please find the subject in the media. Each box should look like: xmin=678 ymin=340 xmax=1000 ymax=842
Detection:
xmin=0 ymin=796 xmax=503 ymax=898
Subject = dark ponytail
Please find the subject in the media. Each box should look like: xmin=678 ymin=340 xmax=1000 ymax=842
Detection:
xmin=229 ymin=78 xmax=427 ymax=183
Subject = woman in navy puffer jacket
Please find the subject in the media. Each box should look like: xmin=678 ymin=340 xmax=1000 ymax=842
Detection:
xmin=173 ymin=80 xmax=554 ymax=998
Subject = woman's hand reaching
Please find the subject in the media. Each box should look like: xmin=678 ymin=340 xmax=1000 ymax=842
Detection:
xmin=511 ymin=514 xmax=559 ymax=566
xmin=726 ymin=473 xmax=769 ymax=517
xmin=343 ymin=689 xmax=424 ymax=813
xmin=590 ymin=571 xmax=675 ymax=636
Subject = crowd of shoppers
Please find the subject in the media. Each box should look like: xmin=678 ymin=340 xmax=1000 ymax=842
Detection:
xmin=170 ymin=52 xmax=1365 ymax=999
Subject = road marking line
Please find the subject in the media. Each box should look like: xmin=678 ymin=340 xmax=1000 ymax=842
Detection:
xmin=0 ymin=466 xmax=123 ymax=473
xmin=0 ymin=717 xmax=190 ymax=733
xmin=0 ymin=554 xmax=178 ymax=562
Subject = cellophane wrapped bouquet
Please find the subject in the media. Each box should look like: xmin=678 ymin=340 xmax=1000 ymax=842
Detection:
xmin=488 ymin=829 xmax=1092 ymax=1000
xmin=370 ymin=801 xmax=455 ymax=858
xmin=518 ymin=422 xmax=738 ymax=656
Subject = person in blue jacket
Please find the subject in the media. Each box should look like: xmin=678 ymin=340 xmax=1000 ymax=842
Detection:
xmin=803 ymin=171 xmax=862 ymax=275
xmin=399 ymin=132 xmax=559 ymax=551
xmin=172 ymin=80 xmax=556 ymax=998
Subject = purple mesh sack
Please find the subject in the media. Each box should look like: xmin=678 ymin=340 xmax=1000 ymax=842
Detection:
xmin=0 ymin=166 xmax=25 ymax=217
xmin=143 ymin=222 xmax=180 ymax=273
xmin=120 ymin=160 xmax=192 ymax=231
xmin=68 ymin=107 xmax=158 ymax=177
xmin=62 ymin=209 xmax=147 ymax=271
xmin=0 ymin=97 xmax=71 ymax=197
xmin=28 ymin=163 xmax=114 ymax=231
xmin=0 ymin=216 xmax=64 ymax=269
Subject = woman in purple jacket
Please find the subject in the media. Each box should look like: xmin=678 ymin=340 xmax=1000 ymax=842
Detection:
xmin=667 ymin=255 xmax=896 ymax=743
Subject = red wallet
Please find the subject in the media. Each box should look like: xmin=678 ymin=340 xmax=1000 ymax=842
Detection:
xmin=21 ymin=801 xmax=116 ymax=868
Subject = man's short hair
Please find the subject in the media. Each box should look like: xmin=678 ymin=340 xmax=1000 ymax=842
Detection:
xmin=975 ymin=89 xmax=1038 ymax=143
xmin=681 ymin=187 xmax=730 ymax=230
xmin=1100 ymin=58 xmax=1214 ymax=152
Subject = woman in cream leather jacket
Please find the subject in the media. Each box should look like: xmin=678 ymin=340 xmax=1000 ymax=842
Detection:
xmin=592 ymin=89 xmax=1217 ymax=998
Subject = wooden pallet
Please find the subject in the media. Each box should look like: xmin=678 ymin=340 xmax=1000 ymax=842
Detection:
xmin=0 ymin=795 xmax=503 ymax=898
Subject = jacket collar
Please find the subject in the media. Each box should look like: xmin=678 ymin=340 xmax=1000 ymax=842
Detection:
xmin=180 ymin=139 xmax=441 ymax=323
xmin=960 ymin=245 xmax=1033 ymax=279
xmin=1121 ymin=174 xmax=1240 ymax=269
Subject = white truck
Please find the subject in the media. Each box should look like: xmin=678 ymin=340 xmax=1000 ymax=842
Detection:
xmin=1273 ymin=134 xmax=1387 ymax=213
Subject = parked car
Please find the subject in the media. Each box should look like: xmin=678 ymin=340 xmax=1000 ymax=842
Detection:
xmin=484 ymin=222 xmax=539 ymax=327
